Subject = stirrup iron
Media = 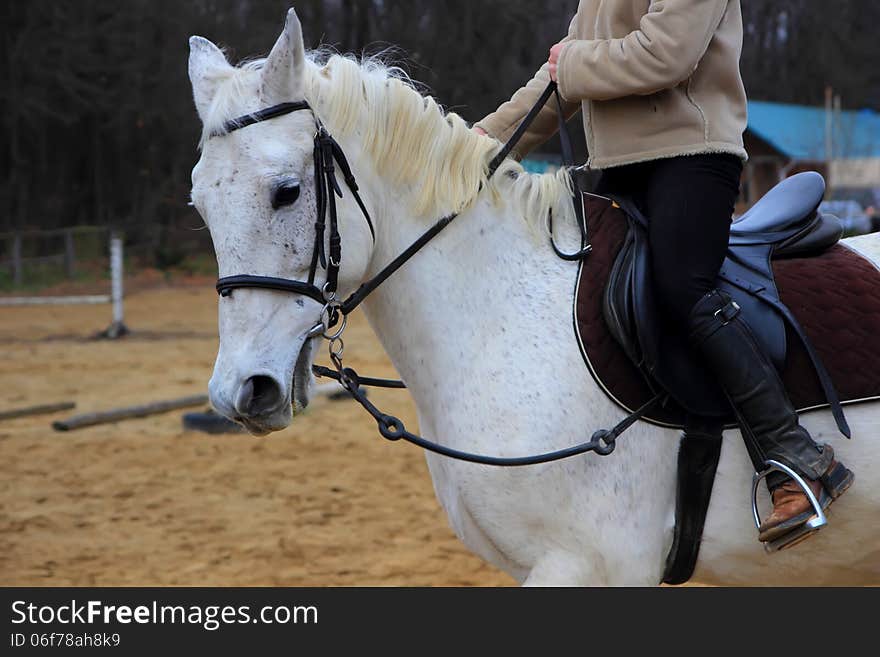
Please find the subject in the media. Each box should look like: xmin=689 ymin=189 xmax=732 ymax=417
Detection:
xmin=751 ymin=460 xmax=828 ymax=553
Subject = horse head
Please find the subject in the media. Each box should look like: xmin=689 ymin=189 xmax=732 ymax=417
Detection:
xmin=188 ymin=9 xmax=376 ymax=435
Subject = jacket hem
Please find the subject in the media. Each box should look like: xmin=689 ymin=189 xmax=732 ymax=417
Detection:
xmin=587 ymin=142 xmax=748 ymax=169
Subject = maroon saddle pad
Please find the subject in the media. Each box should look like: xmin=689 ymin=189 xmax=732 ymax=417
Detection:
xmin=573 ymin=194 xmax=880 ymax=428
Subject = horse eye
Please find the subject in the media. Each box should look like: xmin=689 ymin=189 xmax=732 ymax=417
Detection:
xmin=272 ymin=181 xmax=301 ymax=210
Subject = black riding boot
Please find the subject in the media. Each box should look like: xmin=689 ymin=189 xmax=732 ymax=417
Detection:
xmin=687 ymin=289 xmax=853 ymax=542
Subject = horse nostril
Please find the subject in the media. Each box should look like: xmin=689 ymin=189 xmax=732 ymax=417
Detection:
xmin=235 ymin=375 xmax=284 ymax=416
xmin=251 ymin=375 xmax=283 ymax=412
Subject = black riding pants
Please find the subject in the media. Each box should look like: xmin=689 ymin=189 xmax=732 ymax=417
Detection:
xmin=595 ymin=153 xmax=744 ymax=326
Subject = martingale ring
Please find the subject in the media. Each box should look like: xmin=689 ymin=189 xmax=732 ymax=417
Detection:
xmin=329 ymin=337 xmax=345 ymax=371
xmin=322 ymin=308 xmax=347 ymax=341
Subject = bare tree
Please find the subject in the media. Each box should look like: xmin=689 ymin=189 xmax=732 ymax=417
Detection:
xmin=0 ymin=0 xmax=874 ymax=264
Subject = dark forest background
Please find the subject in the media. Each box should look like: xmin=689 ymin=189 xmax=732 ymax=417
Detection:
xmin=2 ymin=0 xmax=878 ymax=268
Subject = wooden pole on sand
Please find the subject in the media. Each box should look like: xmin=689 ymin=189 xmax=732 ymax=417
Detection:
xmin=52 ymin=395 xmax=208 ymax=431
xmin=0 ymin=402 xmax=76 ymax=422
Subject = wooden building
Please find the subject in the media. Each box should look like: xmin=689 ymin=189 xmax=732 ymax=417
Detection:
xmin=741 ymin=101 xmax=880 ymax=213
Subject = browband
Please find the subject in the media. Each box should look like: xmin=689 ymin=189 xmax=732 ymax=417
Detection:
xmin=218 ymin=101 xmax=312 ymax=136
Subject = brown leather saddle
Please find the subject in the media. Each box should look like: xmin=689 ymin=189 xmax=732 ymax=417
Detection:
xmin=571 ymin=171 xmax=880 ymax=583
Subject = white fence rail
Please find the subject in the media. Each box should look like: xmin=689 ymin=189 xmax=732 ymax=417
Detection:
xmin=0 ymin=234 xmax=128 ymax=338
xmin=0 ymin=295 xmax=110 ymax=306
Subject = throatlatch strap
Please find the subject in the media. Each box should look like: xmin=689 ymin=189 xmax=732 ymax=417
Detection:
xmin=329 ymin=136 xmax=376 ymax=240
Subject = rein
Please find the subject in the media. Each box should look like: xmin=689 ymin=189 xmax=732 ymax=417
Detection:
xmin=213 ymin=81 xmax=662 ymax=465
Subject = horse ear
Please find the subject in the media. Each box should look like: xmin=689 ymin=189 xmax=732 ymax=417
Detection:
xmin=260 ymin=8 xmax=306 ymax=103
xmin=188 ymin=36 xmax=230 ymax=122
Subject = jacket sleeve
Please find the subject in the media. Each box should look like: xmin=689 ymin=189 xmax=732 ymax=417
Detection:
xmin=557 ymin=0 xmax=729 ymax=102
xmin=474 ymin=15 xmax=581 ymax=159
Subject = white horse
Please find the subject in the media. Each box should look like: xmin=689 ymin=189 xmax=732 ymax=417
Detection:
xmin=188 ymin=10 xmax=880 ymax=585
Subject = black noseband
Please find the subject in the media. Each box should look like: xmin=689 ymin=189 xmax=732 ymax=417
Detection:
xmin=216 ymin=275 xmax=326 ymax=305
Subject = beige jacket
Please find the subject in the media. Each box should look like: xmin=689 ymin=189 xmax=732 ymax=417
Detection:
xmin=476 ymin=0 xmax=748 ymax=169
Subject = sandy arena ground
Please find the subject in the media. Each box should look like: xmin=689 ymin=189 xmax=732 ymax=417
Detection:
xmin=0 ymin=278 xmax=515 ymax=586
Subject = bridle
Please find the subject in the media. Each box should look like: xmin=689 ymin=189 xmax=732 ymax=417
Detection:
xmin=215 ymin=100 xmax=375 ymax=310
xmin=210 ymin=82 xmax=662 ymax=466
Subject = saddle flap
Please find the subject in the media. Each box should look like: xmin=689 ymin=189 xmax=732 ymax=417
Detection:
xmin=717 ymin=247 xmax=787 ymax=368
xmin=603 ymin=227 xmax=642 ymax=367
xmin=602 ymin=198 xmax=790 ymax=419
xmin=602 ymin=201 xmax=732 ymax=418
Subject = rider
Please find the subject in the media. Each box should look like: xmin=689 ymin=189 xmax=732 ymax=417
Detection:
xmin=473 ymin=0 xmax=853 ymax=545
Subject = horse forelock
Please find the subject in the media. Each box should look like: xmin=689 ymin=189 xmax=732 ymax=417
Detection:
xmin=199 ymin=51 xmax=575 ymax=234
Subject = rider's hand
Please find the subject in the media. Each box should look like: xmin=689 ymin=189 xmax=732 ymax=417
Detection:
xmin=472 ymin=125 xmax=488 ymax=137
xmin=549 ymin=41 xmax=566 ymax=82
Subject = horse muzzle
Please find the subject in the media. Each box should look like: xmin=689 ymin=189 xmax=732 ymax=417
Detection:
xmin=209 ymin=334 xmax=318 ymax=436
xmin=218 ymin=374 xmax=293 ymax=436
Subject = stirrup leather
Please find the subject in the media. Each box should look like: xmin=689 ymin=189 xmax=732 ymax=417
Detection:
xmin=751 ymin=460 xmax=828 ymax=553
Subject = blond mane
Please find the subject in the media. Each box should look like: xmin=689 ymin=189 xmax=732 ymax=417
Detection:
xmin=202 ymin=53 xmax=575 ymax=231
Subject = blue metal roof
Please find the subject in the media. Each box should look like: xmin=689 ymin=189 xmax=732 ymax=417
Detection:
xmin=747 ymin=101 xmax=880 ymax=160
xmin=521 ymin=157 xmax=560 ymax=174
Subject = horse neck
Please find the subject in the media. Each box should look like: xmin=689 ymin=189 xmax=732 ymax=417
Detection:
xmin=357 ymin=172 xmax=580 ymax=404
